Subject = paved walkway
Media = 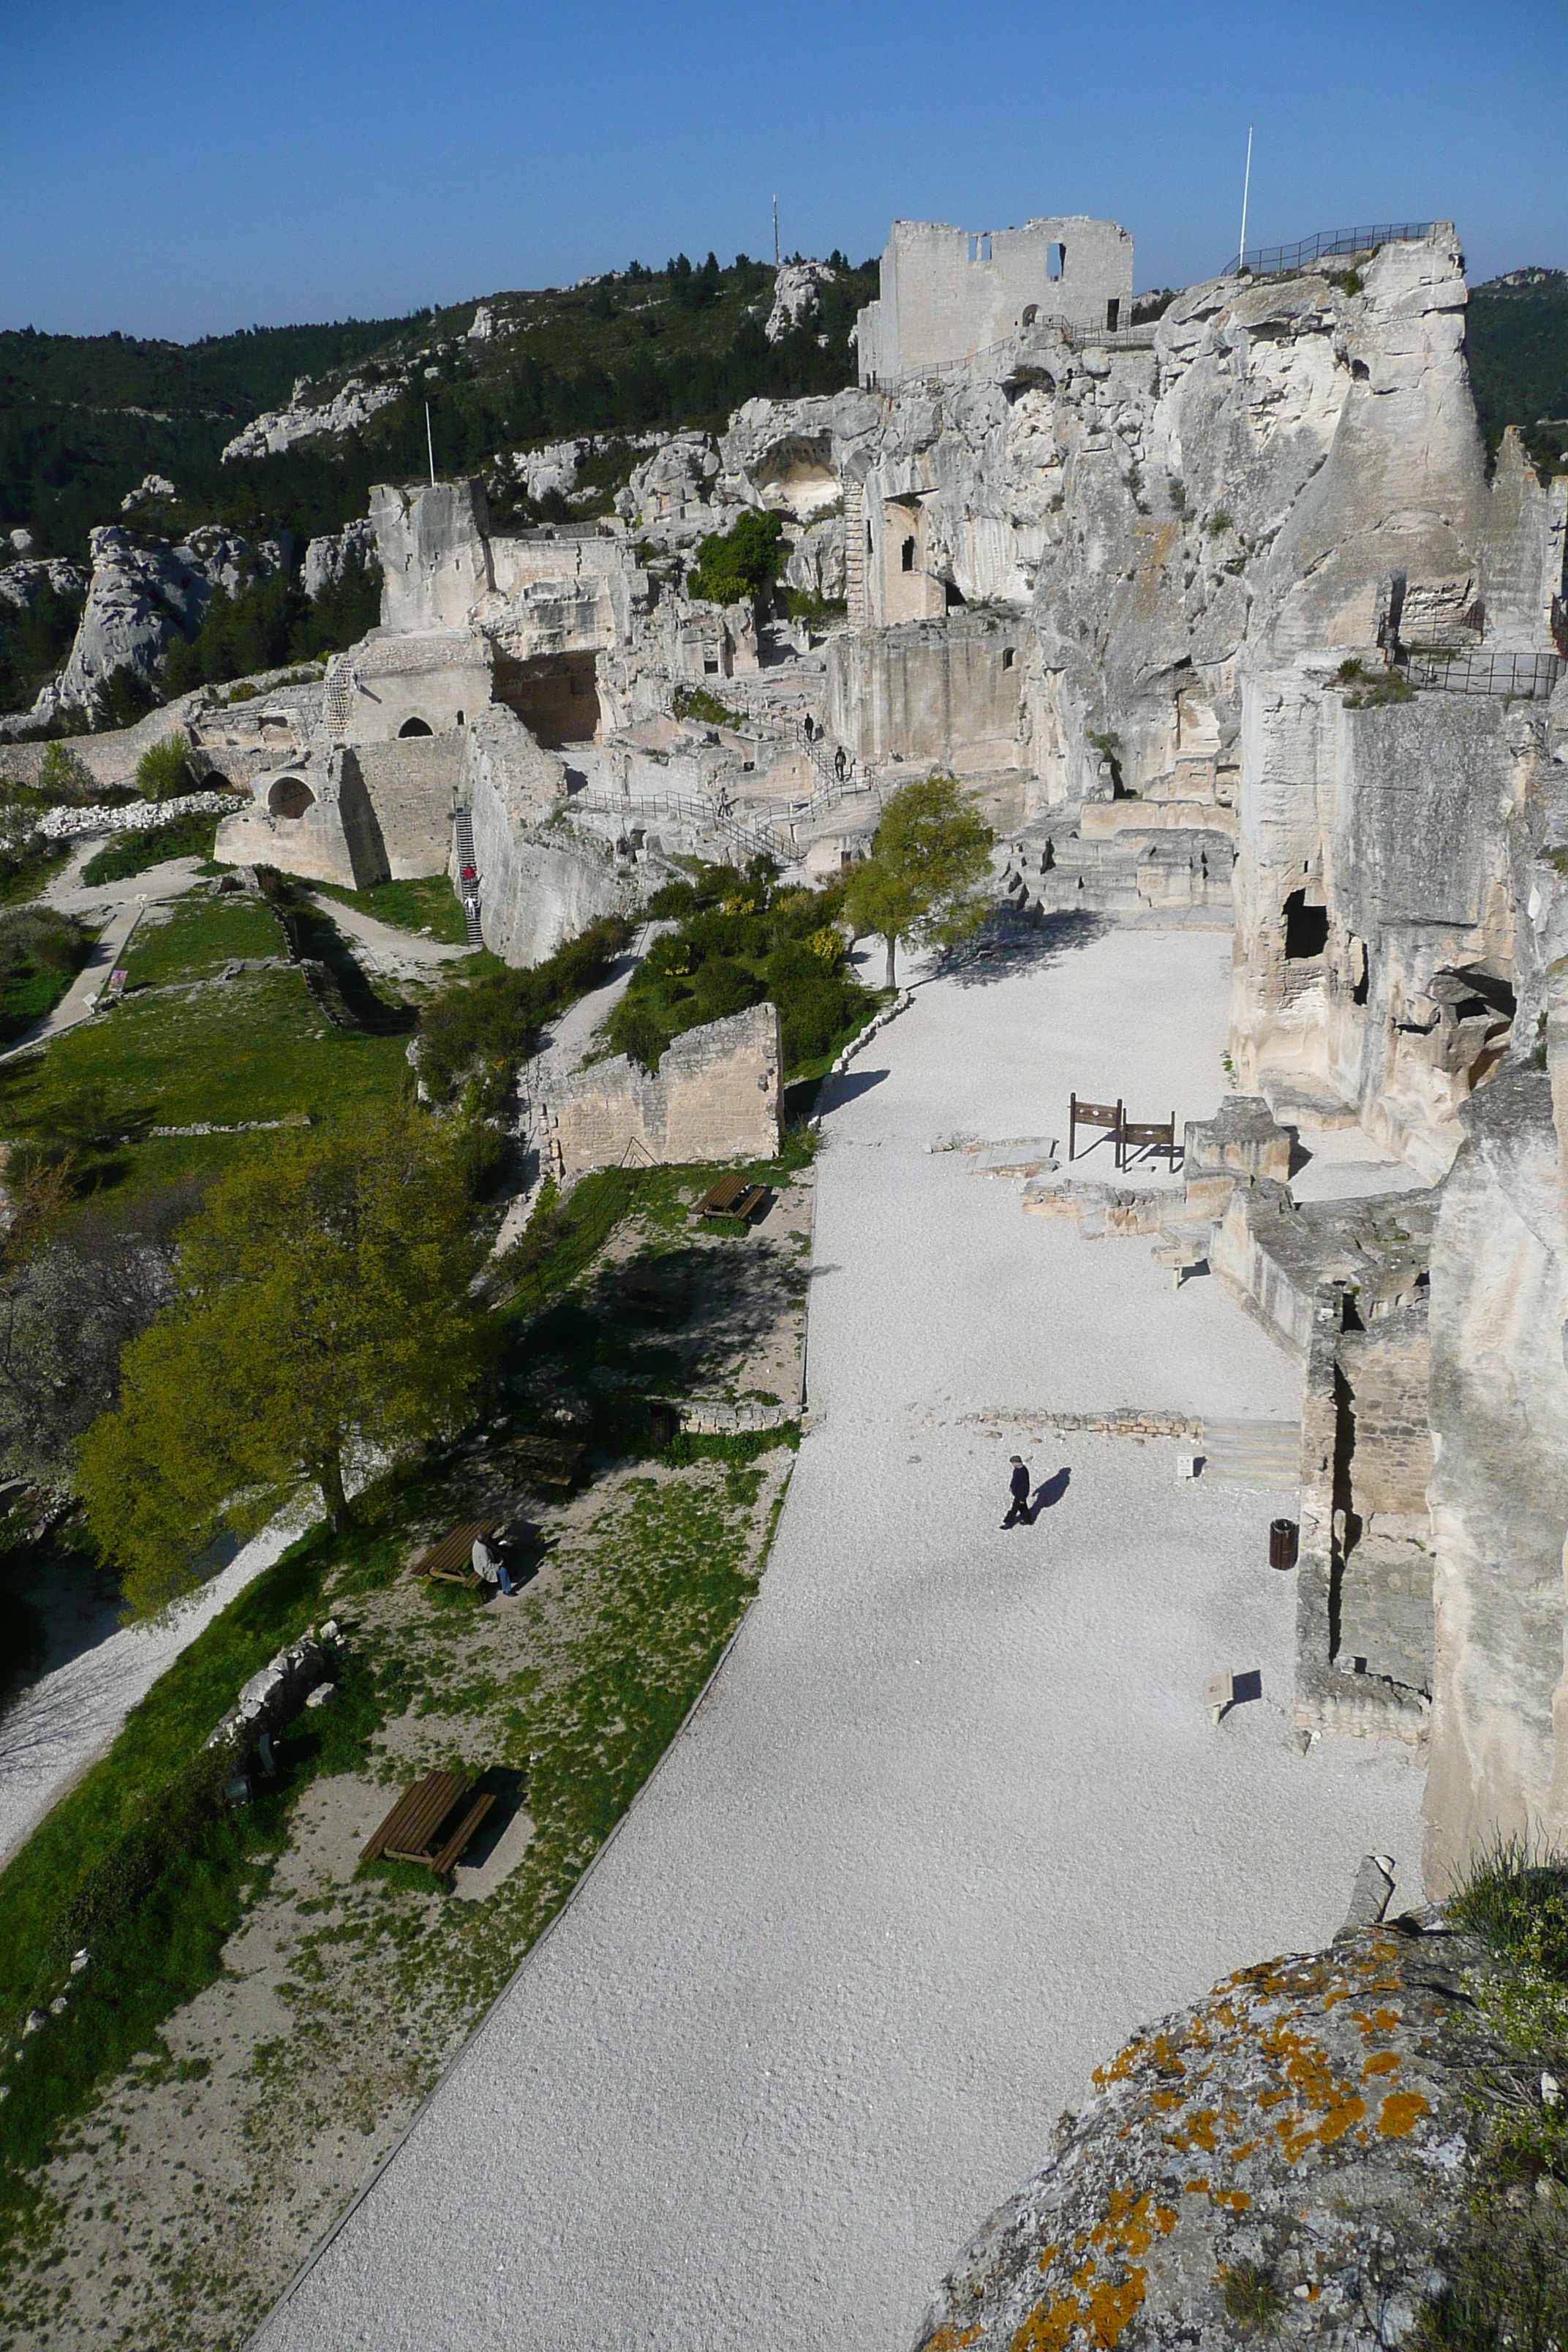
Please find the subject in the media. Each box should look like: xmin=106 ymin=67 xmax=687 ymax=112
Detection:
xmin=257 ymin=926 xmax=1426 ymax=2352
xmin=0 ymin=897 xmax=146 ymax=1061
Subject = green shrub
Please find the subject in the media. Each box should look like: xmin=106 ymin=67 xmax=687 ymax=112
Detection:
xmin=134 ymin=731 xmax=190 ymax=804
xmin=687 ymin=509 xmax=785 ymax=606
xmin=784 ymin=589 xmax=848 ymax=627
xmin=416 ymin=916 xmax=633 ymax=1104
xmin=37 ymin=742 xmax=95 ymax=804
xmin=671 ymin=685 xmax=744 ymax=728
xmin=1206 ymin=510 xmax=1235 ymax=537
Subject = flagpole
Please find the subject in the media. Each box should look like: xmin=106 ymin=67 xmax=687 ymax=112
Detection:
xmin=1237 ymin=125 xmax=1254 ymax=274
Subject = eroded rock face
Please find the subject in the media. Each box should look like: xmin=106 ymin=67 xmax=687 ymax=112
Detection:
xmin=302 ymin=516 xmax=376 ymax=600
xmin=30 ymin=524 xmax=290 ymax=725
xmin=221 ymin=373 xmax=402 ymax=461
xmin=765 ymin=259 xmax=835 ymax=343
xmin=913 ymin=1921 xmax=1492 ymax=2352
xmin=462 ymin=705 xmax=631 ymax=965
xmin=1425 ymin=1060 xmax=1568 ymax=1887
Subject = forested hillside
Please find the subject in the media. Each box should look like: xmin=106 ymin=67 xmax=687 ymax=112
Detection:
xmin=0 ymin=254 xmax=878 ymax=563
xmin=1466 ymin=268 xmax=1568 ymax=477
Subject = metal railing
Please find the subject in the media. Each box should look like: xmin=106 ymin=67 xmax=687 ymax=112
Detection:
xmin=565 ymin=786 xmax=789 ymax=865
xmin=1229 ymin=224 xmax=1433 ymax=279
xmin=1405 ymin=649 xmax=1563 ymax=699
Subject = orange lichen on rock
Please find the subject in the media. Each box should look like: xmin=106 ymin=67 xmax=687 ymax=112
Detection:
xmin=1362 ymin=2051 xmax=1401 ymax=2078
xmin=1377 ymin=2091 xmax=1431 ymax=2138
xmin=926 ymin=2326 xmax=982 ymax=2351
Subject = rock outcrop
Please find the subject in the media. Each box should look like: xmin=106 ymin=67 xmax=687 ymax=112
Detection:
xmin=221 ymin=373 xmax=402 ymax=461
xmin=765 ymin=259 xmax=835 ymax=343
xmin=913 ymin=1917 xmax=1496 ymax=2352
xmin=28 ymin=524 xmax=290 ymax=725
xmin=302 ymin=516 xmax=377 ymax=599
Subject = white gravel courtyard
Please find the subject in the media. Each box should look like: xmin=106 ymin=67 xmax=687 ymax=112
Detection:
xmin=256 ymin=922 xmax=1426 ymax=2352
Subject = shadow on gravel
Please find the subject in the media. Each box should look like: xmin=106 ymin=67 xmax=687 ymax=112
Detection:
xmin=943 ymin=908 xmax=1112 ymax=987
xmin=1033 ymin=1466 xmax=1071 ymax=1514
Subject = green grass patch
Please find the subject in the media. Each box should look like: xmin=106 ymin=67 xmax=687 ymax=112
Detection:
xmin=659 ymin=1424 xmax=800 ymax=1470
xmin=80 ymin=812 xmax=221 ymax=888
xmin=310 ymin=874 xmax=470 ymax=946
xmin=0 ymin=967 xmax=412 ymax=1191
xmin=123 ymin=893 xmax=282 ymax=990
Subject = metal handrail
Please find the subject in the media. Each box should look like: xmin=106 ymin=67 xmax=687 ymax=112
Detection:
xmin=1229 ymin=224 xmax=1433 ymax=279
xmin=1404 ymin=649 xmax=1562 ymax=700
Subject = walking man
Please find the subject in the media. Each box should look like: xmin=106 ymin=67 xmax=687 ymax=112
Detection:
xmin=1002 ymin=1455 xmax=1032 ymax=1529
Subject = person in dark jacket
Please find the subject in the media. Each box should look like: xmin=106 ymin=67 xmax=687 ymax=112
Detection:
xmin=1002 ymin=1455 xmax=1032 ymax=1528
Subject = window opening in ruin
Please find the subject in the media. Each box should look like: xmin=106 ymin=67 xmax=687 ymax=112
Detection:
xmin=1106 ymin=298 xmax=1120 ymax=331
xmin=268 ymin=776 xmax=314 ymax=820
xmin=398 ymin=716 xmax=434 ymax=738
xmin=900 ymin=537 xmax=916 ymax=572
xmin=456 ymin=709 xmax=464 ymax=726
xmin=1351 ymin=937 xmax=1370 ymax=1006
xmin=1284 ymin=889 xmax=1330 ymax=960
xmin=1047 ymin=243 xmax=1065 ymax=281
xmin=704 ymin=657 xmax=720 ymax=674
xmin=866 ymin=522 xmax=873 ymax=555
xmin=1022 ymin=304 xmax=1038 ymax=329
xmin=945 ymin=580 xmax=966 ymax=609
xmin=1002 ymin=647 xmax=1016 ymax=669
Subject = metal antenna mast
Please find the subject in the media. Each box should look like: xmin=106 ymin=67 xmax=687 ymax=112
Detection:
xmin=1237 ymin=125 xmax=1254 ymax=274
xmin=425 ymin=402 xmax=437 ymax=487
xmin=774 ymin=195 xmax=780 ymax=268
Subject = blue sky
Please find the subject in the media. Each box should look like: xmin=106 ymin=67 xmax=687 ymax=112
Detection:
xmin=2 ymin=0 xmax=1564 ymax=341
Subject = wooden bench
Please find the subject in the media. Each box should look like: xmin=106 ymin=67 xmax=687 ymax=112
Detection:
xmin=1117 ymin=1114 xmax=1179 ymax=1172
xmin=695 ymin=1172 xmax=766 ymax=1223
xmin=1069 ymin=1093 xmax=1123 ymax=1163
xmin=410 ymin=1518 xmax=497 ymax=1588
xmin=502 ymin=1434 xmax=587 ymax=1490
xmin=360 ymin=1771 xmax=495 ymax=1877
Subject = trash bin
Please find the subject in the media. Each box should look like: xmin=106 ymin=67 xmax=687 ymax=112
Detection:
xmin=1269 ymin=1518 xmax=1299 ymax=1571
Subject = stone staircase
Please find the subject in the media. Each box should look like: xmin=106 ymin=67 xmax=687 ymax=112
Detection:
xmin=453 ymin=808 xmax=483 ymax=945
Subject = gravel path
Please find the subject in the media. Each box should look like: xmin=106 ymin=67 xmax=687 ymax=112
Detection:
xmin=257 ymin=924 xmax=1426 ymax=2352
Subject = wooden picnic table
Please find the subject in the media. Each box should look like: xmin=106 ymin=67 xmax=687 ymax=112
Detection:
xmin=410 ymin=1518 xmax=497 ymax=1588
xmin=360 ymin=1771 xmax=495 ymax=1877
xmin=502 ymin=1433 xmax=588 ymax=1490
xmin=695 ymin=1172 xmax=766 ymax=1222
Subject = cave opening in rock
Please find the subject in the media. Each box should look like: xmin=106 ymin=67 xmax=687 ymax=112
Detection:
xmin=1284 ymin=889 xmax=1330 ymax=960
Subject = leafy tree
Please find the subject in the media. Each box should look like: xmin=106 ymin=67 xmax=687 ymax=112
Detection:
xmin=78 ymin=1112 xmax=492 ymax=1614
xmin=843 ymin=774 xmax=994 ymax=987
xmin=687 ymin=508 xmax=785 ymax=606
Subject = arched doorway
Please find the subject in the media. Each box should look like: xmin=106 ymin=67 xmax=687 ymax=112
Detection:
xmin=398 ymin=716 xmax=434 ymax=738
xmin=268 ymin=776 xmax=314 ymax=820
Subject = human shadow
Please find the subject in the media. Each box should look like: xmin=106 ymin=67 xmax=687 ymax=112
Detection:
xmin=1031 ymin=1466 xmax=1071 ymax=1515
xmin=943 ymin=908 xmax=1112 ymax=988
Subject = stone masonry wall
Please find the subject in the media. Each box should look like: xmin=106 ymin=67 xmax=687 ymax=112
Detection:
xmin=347 ymin=737 xmax=461 ymax=876
xmin=549 ymin=1003 xmax=783 ymax=1180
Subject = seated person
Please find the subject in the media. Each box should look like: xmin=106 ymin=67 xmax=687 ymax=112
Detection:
xmin=471 ymin=1530 xmax=515 ymax=1596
